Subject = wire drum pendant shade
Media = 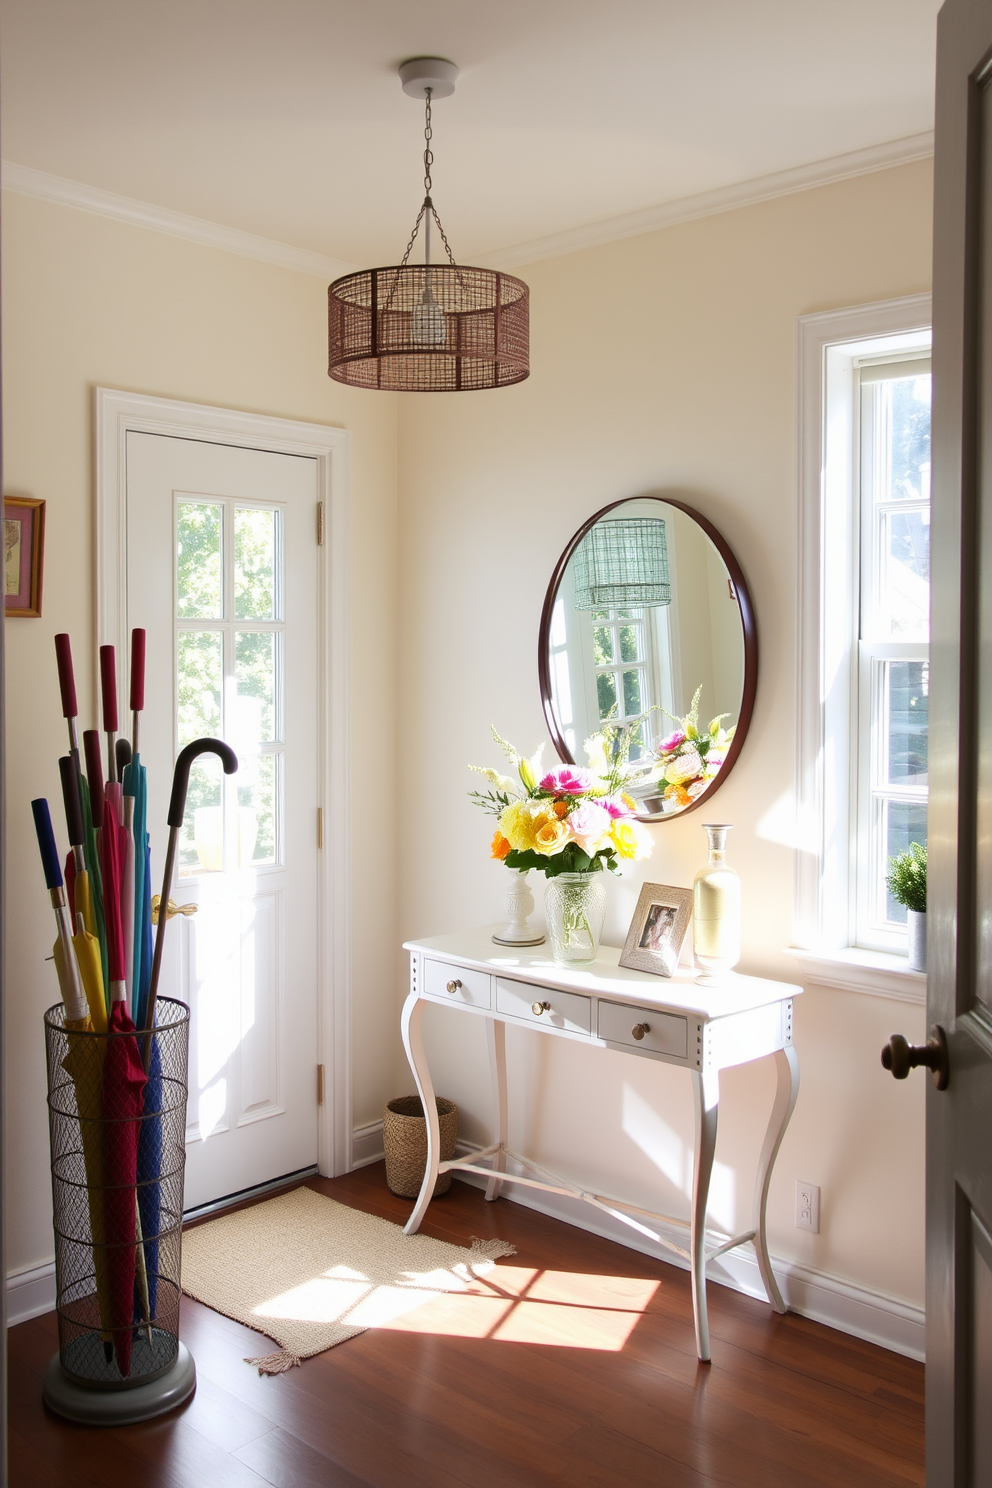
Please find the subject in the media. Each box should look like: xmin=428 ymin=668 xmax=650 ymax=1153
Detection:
xmin=572 ymin=519 xmax=672 ymax=609
xmin=328 ymin=264 xmax=529 ymax=391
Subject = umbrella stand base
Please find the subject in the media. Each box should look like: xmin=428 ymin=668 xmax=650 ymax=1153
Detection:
xmin=43 ymin=1342 xmax=196 ymax=1425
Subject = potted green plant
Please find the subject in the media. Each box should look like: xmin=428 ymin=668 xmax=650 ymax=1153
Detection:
xmin=886 ymin=842 xmax=927 ymax=972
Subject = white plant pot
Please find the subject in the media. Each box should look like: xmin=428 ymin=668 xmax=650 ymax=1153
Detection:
xmin=907 ymin=909 xmax=927 ymax=973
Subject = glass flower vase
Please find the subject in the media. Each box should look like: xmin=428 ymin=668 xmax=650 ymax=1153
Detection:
xmin=692 ymin=824 xmax=741 ymax=983
xmin=545 ymin=872 xmax=607 ymax=967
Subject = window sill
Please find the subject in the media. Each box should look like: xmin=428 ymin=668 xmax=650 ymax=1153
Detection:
xmin=783 ymin=947 xmax=926 ymax=1004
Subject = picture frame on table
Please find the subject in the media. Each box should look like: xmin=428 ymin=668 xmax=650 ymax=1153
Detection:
xmin=619 ymin=882 xmax=693 ymax=978
xmin=4 ymin=496 xmax=45 ymax=617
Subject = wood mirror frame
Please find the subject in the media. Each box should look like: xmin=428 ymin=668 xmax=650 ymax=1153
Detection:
xmin=537 ymin=495 xmax=758 ymax=823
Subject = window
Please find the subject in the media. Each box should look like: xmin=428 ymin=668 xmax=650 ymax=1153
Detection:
xmin=796 ymin=296 xmax=931 ymax=963
xmin=856 ymin=360 xmax=930 ymax=947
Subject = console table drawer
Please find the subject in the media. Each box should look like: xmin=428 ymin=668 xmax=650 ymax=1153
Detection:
xmin=598 ymin=1001 xmax=688 ymax=1059
xmin=424 ymin=959 xmax=492 ymax=1008
xmin=496 ymin=978 xmax=592 ymax=1035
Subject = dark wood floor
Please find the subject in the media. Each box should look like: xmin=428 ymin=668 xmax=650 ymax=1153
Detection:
xmin=10 ymin=1163 xmax=924 ymax=1487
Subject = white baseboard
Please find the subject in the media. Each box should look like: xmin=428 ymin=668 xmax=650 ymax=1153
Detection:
xmin=351 ymin=1118 xmax=385 ymax=1169
xmin=450 ymin=1141 xmax=925 ymax=1362
xmin=7 ymin=1261 xmax=57 ymax=1326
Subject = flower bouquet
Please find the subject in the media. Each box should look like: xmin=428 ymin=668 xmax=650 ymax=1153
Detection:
xmin=652 ymin=686 xmax=735 ymax=811
xmin=469 ymin=726 xmax=652 ymax=965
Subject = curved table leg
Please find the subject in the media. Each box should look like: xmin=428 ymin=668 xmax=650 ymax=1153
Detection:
xmin=690 ymin=1067 xmax=720 ymax=1363
xmin=401 ymin=992 xmax=440 ymax=1235
xmin=752 ymin=1043 xmax=801 ymax=1313
xmin=485 ymin=1018 xmax=508 ymax=1202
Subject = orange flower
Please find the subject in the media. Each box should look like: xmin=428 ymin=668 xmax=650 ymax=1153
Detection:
xmin=620 ymin=792 xmax=636 ymax=811
xmin=491 ymin=831 xmax=512 ymax=861
xmin=664 ymin=783 xmax=692 ymax=808
xmin=553 ymin=798 xmax=569 ymax=818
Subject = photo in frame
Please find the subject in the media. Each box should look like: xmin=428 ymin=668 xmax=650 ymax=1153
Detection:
xmin=619 ymin=883 xmax=693 ymax=978
xmin=4 ymin=496 xmax=45 ymax=617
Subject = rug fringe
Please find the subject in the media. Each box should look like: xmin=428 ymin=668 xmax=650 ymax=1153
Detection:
xmin=469 ymin=1236 xmax=518 ymax=1261
xmin=245 ymin=1347 xmax=303 ymax=1376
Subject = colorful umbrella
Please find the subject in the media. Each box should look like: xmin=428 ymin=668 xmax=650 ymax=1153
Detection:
xmin=82 ymin=727 xmax=109 ymax=1011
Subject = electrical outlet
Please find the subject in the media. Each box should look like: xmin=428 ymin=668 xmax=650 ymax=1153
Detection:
xmin=796 ymin=1180 xmax=820 ymax=1233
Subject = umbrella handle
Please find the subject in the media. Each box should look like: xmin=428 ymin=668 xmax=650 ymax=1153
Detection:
xmin=130 ymin=629 xmax=146 ymax=712
xmin=32 ymin=798 xmax=63 ymax=889
xmin=59 ymin=755 xmax=85 ymax=848
xmin=167 ymin=738 xmax=238 ymax=828
xmin=54 ymin=634 xmax=79 ymax=757
xmin=83 ymin=730 xmax=105 ymax=822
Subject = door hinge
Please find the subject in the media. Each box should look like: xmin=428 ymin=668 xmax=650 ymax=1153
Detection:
xmin=317 ymin=806 xmax=323 ymax=849
xmin=317 ymin=1064 xmax=325 ymax=1106
xmin=317 ymin=501 xmax=324 ymax=546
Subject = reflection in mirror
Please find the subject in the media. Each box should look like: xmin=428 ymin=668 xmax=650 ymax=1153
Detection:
xmin=540 ymin=497 xmax=756 ymax=822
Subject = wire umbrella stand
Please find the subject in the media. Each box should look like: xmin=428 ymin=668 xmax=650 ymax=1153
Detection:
xmin=42 ymin=997 xmax=196 ymax=1424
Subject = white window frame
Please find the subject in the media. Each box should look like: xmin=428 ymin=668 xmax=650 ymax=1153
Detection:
xmin=792 ymin=295 xmax=931 ymax=999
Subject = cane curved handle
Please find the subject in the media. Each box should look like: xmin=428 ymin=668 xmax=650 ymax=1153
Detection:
xmin=167 ymin=738 xmax=238 ymax=828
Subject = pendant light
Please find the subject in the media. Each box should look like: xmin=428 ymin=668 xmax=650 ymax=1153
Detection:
xmin=327 ymin=58 xmax=530 ymax=393
xmin=571 ymin=519 xmax=672 ymax=610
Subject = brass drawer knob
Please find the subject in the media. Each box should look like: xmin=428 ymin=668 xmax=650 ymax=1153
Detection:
xmin=531 ymin=1000 xmax=552 ymax=1016
xmin=631 ymin=1022 xmax=650 ymax=1041
xmin=445 ymin=979 xmax=462 ymax=995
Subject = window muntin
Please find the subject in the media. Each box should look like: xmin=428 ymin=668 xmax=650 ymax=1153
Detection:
xmin=856 ymin=361 xmax=930 ymax=947
xmin=589 ymin=607 xmax=653 ymax=758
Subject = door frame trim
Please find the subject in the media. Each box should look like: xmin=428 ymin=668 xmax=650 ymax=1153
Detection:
xmin=95 ymin=387 xmax=352 ymax=1178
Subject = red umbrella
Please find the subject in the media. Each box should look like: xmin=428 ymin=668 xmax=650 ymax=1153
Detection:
xmin=99 ymin=721 xmax=148 ymax=1376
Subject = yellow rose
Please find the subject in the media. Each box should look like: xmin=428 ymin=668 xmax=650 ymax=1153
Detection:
xmin=533 ymin=816 xmax=571 ymax=856
xmin=610 ymin=816 xmax=653 ymax=861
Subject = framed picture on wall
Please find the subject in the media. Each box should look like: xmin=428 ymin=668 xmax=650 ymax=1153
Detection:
xmin=4 ymin=496 xmax=45 ymax=617
xmin=619 ymin=883 xmax=693 ymax=978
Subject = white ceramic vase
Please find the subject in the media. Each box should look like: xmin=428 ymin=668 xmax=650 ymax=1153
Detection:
xmin=907 ymin=909 xmax=927 ymax=973
xmin=491 ymin=869 xmax=545 ymax=947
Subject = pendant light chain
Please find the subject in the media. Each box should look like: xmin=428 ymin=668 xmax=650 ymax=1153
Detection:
xmin=398 ymin=89 xmax=459 ymax=269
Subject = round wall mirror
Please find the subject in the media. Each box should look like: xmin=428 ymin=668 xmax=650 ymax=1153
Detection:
xmin=538 ymin=496 xmax=757 ymax=822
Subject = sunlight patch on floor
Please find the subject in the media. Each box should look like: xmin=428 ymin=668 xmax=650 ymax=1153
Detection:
xmin=252 ymin=1263 xmax=660 ymax=1351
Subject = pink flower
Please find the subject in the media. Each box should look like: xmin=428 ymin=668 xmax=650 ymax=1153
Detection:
xmin=539 ymin=765 xmax=594 ymax=795
xmin=601 ymin=794 xmax=634 ymax=819
xmin=566 ymin=801 xmax=611 ymax=853
xmin=658 ymin=730 xmax=686 ymax=755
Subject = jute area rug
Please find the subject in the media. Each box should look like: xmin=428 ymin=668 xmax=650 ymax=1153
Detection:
xmin=181 ymin=1187 xmax=517 ymax=1375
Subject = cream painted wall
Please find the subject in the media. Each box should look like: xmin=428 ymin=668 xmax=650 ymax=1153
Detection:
xmin=2 ymin=191 xmax=400 ymax=1276
xmin=396 ymin=159 xmax=932 ymax=1307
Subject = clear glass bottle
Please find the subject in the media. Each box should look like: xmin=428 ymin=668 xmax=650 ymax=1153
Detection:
xmin=693 ymin=824 xmax=741 ymax=982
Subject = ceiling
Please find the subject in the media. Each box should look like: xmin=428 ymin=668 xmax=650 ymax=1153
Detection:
xmin=0 ymin=0 xmax=940 ymax=267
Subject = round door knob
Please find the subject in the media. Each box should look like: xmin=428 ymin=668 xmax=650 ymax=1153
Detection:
xmin=531 ymin=1000 xmax=552 ymax=1016
xmin=631 ymin=1022 xmax=650 ymax=1041
xmin=445 ymin=979 xmax=462 ymax=995
xmin=881 ymin=1025 xmax=949 ymax=1090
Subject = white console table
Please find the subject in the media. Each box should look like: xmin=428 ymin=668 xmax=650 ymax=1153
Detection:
xmin=401 ymin=927 xmax=801 ymax=1362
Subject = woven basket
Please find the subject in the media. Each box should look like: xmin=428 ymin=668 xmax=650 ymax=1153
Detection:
xmin=383 ymin=1095 xmax=458 ymax=1199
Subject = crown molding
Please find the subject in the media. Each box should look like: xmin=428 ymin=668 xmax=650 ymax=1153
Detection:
xmin=3 ymin=129 xmax=934 ymax=281
xmin=1 ymin=161 xmax=353 ymax=280
xmin=477 ymin=130 xmax=935 ymax=270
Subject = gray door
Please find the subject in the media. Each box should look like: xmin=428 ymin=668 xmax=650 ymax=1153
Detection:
xmin=924 ymin=1 xmax=992 ymax=1481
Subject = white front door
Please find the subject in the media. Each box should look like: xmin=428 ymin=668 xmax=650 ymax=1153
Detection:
xmin=125 ymin=431 xmax=319 ymax=1210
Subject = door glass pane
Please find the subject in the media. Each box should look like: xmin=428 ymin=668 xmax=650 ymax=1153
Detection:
xmin=883 ymin=799 xmax=929 ymax=923
xmin=234 ymin=507 xmax=276 ymax=620
xmin=622 ymin=667 xmax=643 ymax=716
xmin=593 ymin=627 xmax=614 ymax=664
xmin=239 ymin=754 xmax=276 ymax=866
xmin=619 ymin=624 xmax=641 ymax=663
xmin=180 ymin=755 xmax=222 ymax=875
xmin=177 ymin=632 xmax=222 ymax=743
xmin=881 ymin=508 xmax=930 ymax=639
xmin=234 ymin=632 xmax=276 ymax=746
xmin=177 ymin=502 xmax=223 ymax=619
xmin=886 ymin=661 xmax=929 ymax=786
xmin=597 ymin=671 xmax=617 ymax=719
